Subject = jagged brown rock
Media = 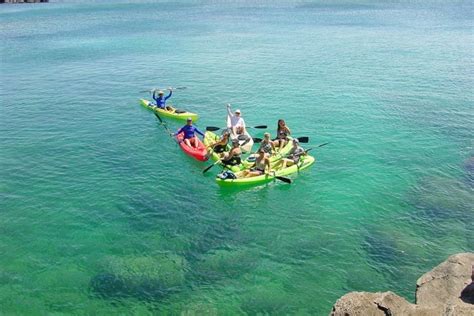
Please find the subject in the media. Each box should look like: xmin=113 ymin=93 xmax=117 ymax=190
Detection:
xmin=331 ymin=253 xmax=474 ymax=316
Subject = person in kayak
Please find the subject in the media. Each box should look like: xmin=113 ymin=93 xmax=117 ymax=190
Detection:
xmin=226 ymin=103 xmax=246 ymax=136
xmin=208 ymin=131 xmax=230 ymax=154
xmin=275 ymin=138 xmax=306 ymax=169
xmin=153 ymin=88 xmax=173 ymax=110
xmin=258 ymin=132 xmax=276 ymax=156
xmin=221 ymin=139 xmax=242 ymax=166
xmin=174 ymin=118 xmax=204 ymax=149
xmin=273 ymin=119 xmax=291 ymax=151
xmin=241 ymin=149 xmax=271 ymax=178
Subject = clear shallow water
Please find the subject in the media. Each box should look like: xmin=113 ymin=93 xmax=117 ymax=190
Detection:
xmin=1 ymin=0 xmax=473 ymax=314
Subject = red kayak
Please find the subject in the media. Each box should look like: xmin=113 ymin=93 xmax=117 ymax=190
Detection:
xmin=176 ymin=133 xmax=208 ymax=161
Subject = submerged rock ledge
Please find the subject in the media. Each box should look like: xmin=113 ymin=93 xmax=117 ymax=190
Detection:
xmin=331 ymin=253 xmax=474 ymax=316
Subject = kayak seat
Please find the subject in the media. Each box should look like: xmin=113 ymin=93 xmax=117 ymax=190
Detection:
xmin=175 ymin=109 xmax=186 ymax=114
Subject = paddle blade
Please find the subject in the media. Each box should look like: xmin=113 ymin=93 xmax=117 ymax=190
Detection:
xmin=275 ymin=176 xmax=292 ymax=184
xmin=206 ymin=126 xmax=221 ymax=132
xmin=253 ymin=137 xmax=262 ymax=143
xmin=297 ymin=137 xmax=309 ymax=143
xmin=154 ymin=112 xmax=163 ymax=124
xmin=252 ymin=125 xmax=267 ymax=129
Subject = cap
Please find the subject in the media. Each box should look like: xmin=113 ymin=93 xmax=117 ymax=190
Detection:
xmin=235 ymin=109 xmax=241 ymax=114
xmin=264 ymin=132 xmax=270 ymax=137
xmin=186 ymin=117 xmax=193 ymax=122
xmin=292 ymin=138 xmax=299 ymax=144
xmin=158 ymin=90 xmax=164 ymax=94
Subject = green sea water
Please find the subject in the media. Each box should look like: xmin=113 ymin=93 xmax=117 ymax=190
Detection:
xmin=1 ymin=1 xmax=473 ymax=314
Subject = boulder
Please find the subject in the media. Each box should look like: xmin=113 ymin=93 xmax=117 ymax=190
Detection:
xmin=330 ymin=253 xmax=474 ymax=316
xmin=416 ymin=253 xmax=474 ymax=307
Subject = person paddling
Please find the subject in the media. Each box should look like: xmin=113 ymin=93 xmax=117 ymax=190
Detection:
xmin=241 ymin=149 xmax=271 ymax=178
xmin=275 ymin=138 xmax=306 ymax=169
xmin=226 ymin=103 xmax=246 ymax=136
xmin=221 ymin=139 xmax=242 ymax=167
xmin=273 ymin=119 xmax=291 ymax=151
xmin=174 ymin=118 xmax=204 ymax=149
xmin=153 ymin=88 xmax=173 ymax=110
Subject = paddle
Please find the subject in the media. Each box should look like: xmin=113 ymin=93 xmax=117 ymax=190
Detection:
xmin=154 ymin=113 xmax=179 ymax=143
xmin=268 ymin=171 xmax=292 ymax=184
xmin=295 ymin=142 xmax=330 ymax=171
xmin=206 ymin=125 xmax=267 ymax=132
xmin=203 ymin=159 xmax=221 ymax=174
xmin=304 ymin=142 xmax=330 ymax=153
xmin=140 ymin=86 xmax=187 ymax=93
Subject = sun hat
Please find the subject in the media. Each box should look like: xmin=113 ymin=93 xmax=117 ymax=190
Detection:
xmin=186 ymin=117 xmax=192 ymax=122
xmin=235 ymin=109 xmax=241 ymax=114
xmin=158 ymin=90 xmax=164 ymax=94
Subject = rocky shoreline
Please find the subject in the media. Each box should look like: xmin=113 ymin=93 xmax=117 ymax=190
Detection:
xmin=331 ymin=253 xmax=474 ymax=315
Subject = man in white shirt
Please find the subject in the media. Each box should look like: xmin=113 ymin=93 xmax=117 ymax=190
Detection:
xmin=226 ymin=103 xmax=246 ymax=136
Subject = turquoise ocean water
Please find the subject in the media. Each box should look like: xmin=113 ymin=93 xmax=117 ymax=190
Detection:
xmin=1 ymin=1 xmax=473 ymax=314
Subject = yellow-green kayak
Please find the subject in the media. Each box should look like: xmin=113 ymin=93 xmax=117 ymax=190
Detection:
xmin=203 ymin=131 xmax=295 ymax=172
xmin=216 ymin=155 xmax=315 ymax=186
xmin=139 ymin=99 xmax=199 ymax=121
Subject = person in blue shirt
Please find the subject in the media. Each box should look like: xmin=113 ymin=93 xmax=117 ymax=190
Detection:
xmin=153 ymin=88 xmax=173 ymax=110
xmin=174 ymin=118 xmax=205 ymax=148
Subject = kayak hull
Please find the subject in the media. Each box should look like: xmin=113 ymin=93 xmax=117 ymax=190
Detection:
xmin=177 ymin=133 xmax=208 ymax=161
xmin=139 ymin=99 xmax=199 ymax=121
xmin=216 ymin=155 xmax=315 ymax=186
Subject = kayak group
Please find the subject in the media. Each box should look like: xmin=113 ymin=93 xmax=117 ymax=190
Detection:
xmin=139 ymin=88 xmax=320 ymax=186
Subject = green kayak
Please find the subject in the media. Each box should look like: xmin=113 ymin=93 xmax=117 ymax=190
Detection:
xmin=139 ymin=99 xmax=199 ymax=121
xmin=203 ymin=131 xmax=295 ymax=172
xmin=216 ymin=155 xmax=315 ymax=186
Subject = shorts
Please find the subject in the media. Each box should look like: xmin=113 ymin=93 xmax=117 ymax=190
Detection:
xmin=213 ymin=145 xmax=226 ymax=153
xmin=222 ymin=157 xmax=241 ymax=166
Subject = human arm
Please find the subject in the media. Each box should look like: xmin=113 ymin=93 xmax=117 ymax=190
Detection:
xmin=226 ymin=103 xmax=233 ymax=118
xmin=165 ymin=89 xmax=173 ymax=100
xmin=173 ymin=126 xmax=184 ymax=136
xmin=152 ymin=90 xmax=157 ymax=102
xmin=195 ymin=126 xmax=205 ymax=137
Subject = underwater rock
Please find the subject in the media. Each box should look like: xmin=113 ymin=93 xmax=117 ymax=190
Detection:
xmin=363 ymin=229 xmax=399 ymax=267
xmin=90 ymin=254 xmax=187 ymax=300
xmin=410 ymin=176 xmax=474 ymax=221
xmin=464 ymin=156 xmax=474 ymax=187
xmin=241 ymin=282 xmax=293 ymax=315
xmin=331 ymin=253 xmax=474 ymax=316
xmin=192 ymin=248 xmax=258 ymax=283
